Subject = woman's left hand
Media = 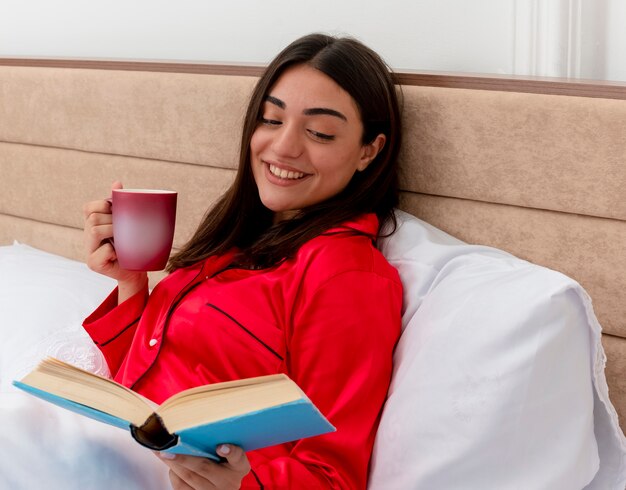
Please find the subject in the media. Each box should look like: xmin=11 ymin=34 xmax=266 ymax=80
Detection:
xmin=157 ymin=445 xmax=251 ymax=489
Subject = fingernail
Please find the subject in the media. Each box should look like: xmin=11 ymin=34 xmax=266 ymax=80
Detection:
xmin=159 ymin=452 xmax=176 ymax=460
xmin=218 ymin=444 xmax=231 ymax=455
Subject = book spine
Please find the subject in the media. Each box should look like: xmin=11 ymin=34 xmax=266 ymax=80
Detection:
xmin=130 ymin=413 xmax=179 ymax=451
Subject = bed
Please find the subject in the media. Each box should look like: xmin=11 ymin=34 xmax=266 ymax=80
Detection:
xmin=0 ymin=58 xmax=625 ymax=489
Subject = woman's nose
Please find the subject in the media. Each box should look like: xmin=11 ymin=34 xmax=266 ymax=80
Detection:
xmin=271 ymin=123 xmax=303 ymax=159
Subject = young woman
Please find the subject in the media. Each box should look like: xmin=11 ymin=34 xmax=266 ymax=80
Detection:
xmin=83 ymin=33 xmax=403 ymax=489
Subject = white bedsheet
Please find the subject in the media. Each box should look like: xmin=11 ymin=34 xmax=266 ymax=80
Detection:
xmin=0 ymin=242 xmax=170 ymax=489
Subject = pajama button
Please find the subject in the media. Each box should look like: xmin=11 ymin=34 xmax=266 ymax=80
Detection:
xmin=149 ymin=338 xmax=158 ymax=347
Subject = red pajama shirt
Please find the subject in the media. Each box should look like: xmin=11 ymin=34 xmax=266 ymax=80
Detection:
xmin=83 ymin=214 xmax=402 ymax=489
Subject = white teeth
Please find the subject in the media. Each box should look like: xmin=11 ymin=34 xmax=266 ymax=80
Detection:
xmin=269 ymin=164 xmax=305 ymax=180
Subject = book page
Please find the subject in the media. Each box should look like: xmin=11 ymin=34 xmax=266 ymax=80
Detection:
xmin=159 ymin=376 xmax=304 ymax=432
xmin=18 ymin=358 xmax=156 ymax=424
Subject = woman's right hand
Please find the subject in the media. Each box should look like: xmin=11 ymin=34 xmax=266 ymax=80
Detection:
xmin=83 ymin=181 xmax=148 ymax=301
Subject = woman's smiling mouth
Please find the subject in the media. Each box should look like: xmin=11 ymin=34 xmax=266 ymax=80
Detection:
xmin=268 ymin=163 xmax=307 ymax=180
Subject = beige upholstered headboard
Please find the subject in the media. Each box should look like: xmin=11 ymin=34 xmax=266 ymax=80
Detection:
xmin=1 ymin=59 xmax=625 ymax=431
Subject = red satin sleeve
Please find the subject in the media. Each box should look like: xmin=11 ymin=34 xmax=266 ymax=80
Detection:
xmin=241 ymin=269 xmax=402 ymax=489
xmin=82 ymin=285 xmax=149 ymax=377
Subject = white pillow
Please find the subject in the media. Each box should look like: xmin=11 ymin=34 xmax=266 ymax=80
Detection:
xmin=0 ymin=242 xmax=113 ymax=388
xmin=0 ymin=242 xmax=170 ymax=489
xmin=370 ymin=210 xmax=626 ymax=490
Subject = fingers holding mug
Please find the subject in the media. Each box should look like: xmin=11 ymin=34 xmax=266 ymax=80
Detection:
xmin=83 ymin=181 xmax=123 ymax=276
xmin=83 ymin=200 xmax=113 ymax=255
xmin=85 ymin=238 xmax=118 ymax=277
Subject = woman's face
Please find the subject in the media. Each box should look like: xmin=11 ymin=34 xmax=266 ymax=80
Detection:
xmin=250 ymin=64 xmax=384 ymax=222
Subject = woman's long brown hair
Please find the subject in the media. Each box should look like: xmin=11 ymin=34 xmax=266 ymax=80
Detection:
xmin=167 ymin=33 xmax=402 ymax=272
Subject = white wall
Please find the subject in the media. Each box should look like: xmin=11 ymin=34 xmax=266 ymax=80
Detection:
xmin=606 ymin=0 xmax=626 ymax=81
xmin=0 ymin=0 xmax=624 ymax=81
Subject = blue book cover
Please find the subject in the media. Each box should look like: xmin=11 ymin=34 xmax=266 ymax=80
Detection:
xmin=13 ymin=358 xmax=335 ymax=460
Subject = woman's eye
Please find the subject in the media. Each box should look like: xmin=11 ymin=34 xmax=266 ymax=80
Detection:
xmin=260 ymin=117 xmax=281 ymax=126
xmin=307 ymin=130 xmax=335 ymax=141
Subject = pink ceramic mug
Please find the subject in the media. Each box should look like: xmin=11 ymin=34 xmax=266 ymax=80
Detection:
xmin=110 ymin=189 xmax=177 ymax=271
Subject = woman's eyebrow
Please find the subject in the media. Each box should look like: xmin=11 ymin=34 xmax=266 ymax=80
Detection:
xmin=263 ymin=95 xmax=347 ymax=121
xmin=303 ymin=107 xmax=347 ymax=121
xmin=264 ymin=95 xmax=285 ymax=109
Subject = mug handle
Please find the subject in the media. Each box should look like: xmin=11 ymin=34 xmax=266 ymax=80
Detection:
xmin=104 ymin=197 xmax=115 ymax=247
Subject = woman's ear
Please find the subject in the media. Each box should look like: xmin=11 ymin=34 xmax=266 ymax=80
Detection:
xmin=357 ymin=134 xmax=386 ymax=171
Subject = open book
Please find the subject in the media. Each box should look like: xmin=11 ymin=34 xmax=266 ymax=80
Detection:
xmin=13 ymin=357 xmax=335 ymax=460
